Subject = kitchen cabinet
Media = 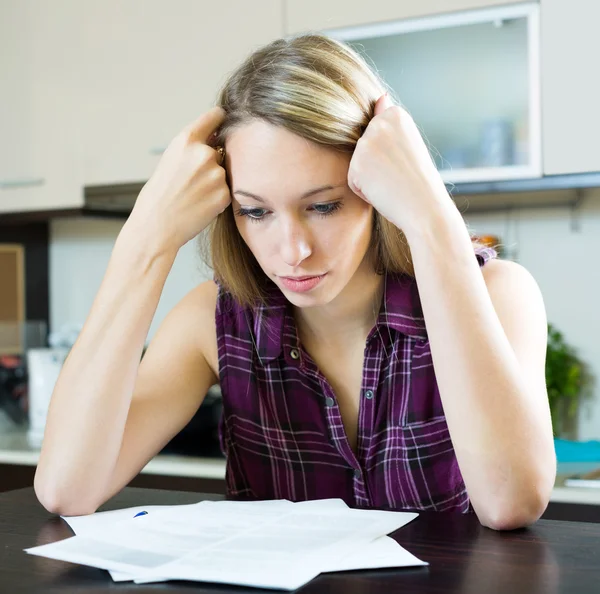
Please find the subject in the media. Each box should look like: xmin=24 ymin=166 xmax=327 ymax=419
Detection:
xmin=324 ymin=3 xmax=541 ymax=183
xmin=284 ymin=0 xmax=528 ymax=35
xmin=541 ymin=0 xmax=600 ymax=175
xmin=80 ymin=0 xmax=283 ymax=186
xmin=0 ymin=0 xmax=282 ymax=213
xmin=0 ymin=1 xmax=84 ymax=214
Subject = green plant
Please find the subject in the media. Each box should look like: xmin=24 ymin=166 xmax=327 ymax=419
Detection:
xmin=546 ymin=323 xmax=591 ymax=437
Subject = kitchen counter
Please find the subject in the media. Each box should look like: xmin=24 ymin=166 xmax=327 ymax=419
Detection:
xmin=6 ymin=486 xmax=600 ymax=593
xmin=1 ymin=422 xmax=600 ymax=505
xmin=550 ymin=461 xmax=600 ymax=504
xmin=0 ymin=423 xmax=226 ymax=481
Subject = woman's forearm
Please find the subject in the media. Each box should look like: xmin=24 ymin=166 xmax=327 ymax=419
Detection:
xmin=34 ymin=224 xmax=177 ymax=513
xmin=402 ymin=205 xmax=555 ymax=530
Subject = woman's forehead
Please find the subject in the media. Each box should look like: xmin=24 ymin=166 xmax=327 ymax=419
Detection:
xmin=226 ymin=121 xmax=350 ymax=194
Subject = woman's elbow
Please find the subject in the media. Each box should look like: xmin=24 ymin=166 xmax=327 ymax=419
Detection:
xmin=34 ymin=470 xmax=100 ymax=517
xmin=479 ymin=491 xmax=551 ymax=531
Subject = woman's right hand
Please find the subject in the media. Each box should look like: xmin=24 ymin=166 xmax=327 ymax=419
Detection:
xmin=125 ymin=107 xmax=231 ymax=254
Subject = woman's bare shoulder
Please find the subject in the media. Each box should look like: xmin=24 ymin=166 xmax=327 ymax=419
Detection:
xmin=183 ymin=278 xmax=219 ymax=308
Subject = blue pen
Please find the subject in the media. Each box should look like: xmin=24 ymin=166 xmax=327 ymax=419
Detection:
xmin=133 ymin=511 xmax=148 ymax=518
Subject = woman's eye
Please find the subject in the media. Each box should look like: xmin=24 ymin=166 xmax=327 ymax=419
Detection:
xmin=235 ymin=201 xmax=342 ymax=222
xmin=236 ymin=208 xmax=268 ymax=221
xmin=312 ymin=202 xmax=342 ymax=216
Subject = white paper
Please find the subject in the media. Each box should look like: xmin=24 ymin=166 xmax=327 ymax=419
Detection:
xmin=63 ymin=503 xmax=200 ymax=535
xmin=64 ymin=499 xmax=330 ymax=584
xmin=26 ymin=498 xmax=426 ymax=590
xmin=324 ymin=534 xmax=427 ymax=573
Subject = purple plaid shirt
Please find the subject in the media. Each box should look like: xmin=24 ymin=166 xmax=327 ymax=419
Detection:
xmin=216 ymin=247 xmax=497 ymax=511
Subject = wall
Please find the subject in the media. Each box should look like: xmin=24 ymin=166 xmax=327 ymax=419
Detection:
xmin=465 ymin=189 xmax=600 ymax=441
xmin=49 ymin=217 xmax=212 ymax=343
xmin=49 ymin=197 xmax=600 ymax=440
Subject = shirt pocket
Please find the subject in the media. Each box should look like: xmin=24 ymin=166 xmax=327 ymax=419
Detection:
xmin=393 ymin=417 xmax=469 ymax=512
xmin=402 ymin=340 xmax=445 ymax=425
xmin=387 ymin=417 xmax=469 ymax=512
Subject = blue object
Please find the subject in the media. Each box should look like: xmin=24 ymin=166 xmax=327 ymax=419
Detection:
xmin=133 ymin=511 xmax=148 ymax=518
xmin=554 ymin=439 xmax=600 ymax=463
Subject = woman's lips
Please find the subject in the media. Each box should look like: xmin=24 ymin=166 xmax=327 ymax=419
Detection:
xmin=279 ymin=274 xmax=327 ymax=293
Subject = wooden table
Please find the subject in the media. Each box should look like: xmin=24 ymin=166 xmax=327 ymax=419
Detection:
xmin=2 ymin=487 xmax=600 ymax=593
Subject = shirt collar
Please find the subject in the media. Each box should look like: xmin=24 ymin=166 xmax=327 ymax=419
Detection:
xmin=376 ymin=272 xmax=428 ymax=340
xmin=249 ymin=273 xmax=427 ymax=365
xmin=246 ymin=282 xmax=289 ymax=364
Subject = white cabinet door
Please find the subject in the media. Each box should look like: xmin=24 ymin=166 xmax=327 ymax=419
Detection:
xmin=541 ymin=0 xmax=600 ymax=175
xmin=320 ymin=4 xmax=541 ymax=183
xmin=0 ymin=1 xmax=84 ymax=213
xmin=284 ymin=0 xmax=527 ymax=34
xmin=81 ymin=0 xmax=283 ymax=186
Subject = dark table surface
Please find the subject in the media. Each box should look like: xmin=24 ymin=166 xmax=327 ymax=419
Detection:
xmin=2 ymin=487 xmax=600 ymax=593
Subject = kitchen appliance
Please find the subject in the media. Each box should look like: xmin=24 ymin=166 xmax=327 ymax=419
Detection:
xmin=0 ymin=354 xmax=28 ymax=424
xmin=26 ymin=347 xmax=69 ymax=448
xmin=160 ymin=384 xmax=224 ymax=457
xmin=24 ymin=345 xmax=223 ymax=456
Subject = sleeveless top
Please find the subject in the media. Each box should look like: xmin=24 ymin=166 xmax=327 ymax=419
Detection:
xmin=215 ymin=246 xmax=497 ymax=511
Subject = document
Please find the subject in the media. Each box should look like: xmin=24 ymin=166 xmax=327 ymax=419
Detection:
xmin=25 ymin=498 xmax=427 ymax=590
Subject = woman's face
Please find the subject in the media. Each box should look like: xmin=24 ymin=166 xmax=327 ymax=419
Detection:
xmin=225 ymin=119 xmax=374 ymax=308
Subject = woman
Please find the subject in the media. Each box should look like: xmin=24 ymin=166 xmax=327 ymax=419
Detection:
xmin=34 ymin=35 xmax=556 ymax=530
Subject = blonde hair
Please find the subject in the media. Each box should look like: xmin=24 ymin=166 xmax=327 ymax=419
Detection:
xmin=203 ymin=34 xmax=417 ymax=308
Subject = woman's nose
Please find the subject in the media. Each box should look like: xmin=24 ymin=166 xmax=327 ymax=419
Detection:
xmin=280 ymin=221 xmax=312 ymax=268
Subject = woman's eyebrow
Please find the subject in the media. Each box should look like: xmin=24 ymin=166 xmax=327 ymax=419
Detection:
xmin=233 ymin=184 xmax=345 ymax=204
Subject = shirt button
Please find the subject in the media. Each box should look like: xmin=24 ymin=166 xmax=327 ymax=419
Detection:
xmin=325 ymin=396 xmax=335 ymax=408
xmin=354 ymin=468 xmax=362 ymax=479
xmin=364 ymin=389 xmax=374 ymax=400
xmin=290 ymin=348 xmax=300 ymax=360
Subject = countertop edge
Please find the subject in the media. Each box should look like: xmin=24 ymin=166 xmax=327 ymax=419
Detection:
xmin=2 ymin=437 xmax=600 ymax=504
xmin=0 ymin=448 xmax=226 ymax=480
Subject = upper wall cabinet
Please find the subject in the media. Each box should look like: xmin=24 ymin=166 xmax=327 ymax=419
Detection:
xmin=81 ymin=0 xmax=283 ymax=186
xmin=1 ymin=0 xmax=283 ymax=214
xmin=0 ymin=1 xmax=84 ymax=214
xmin=324 ymin=3 xmax=541 ymax=183
xmin=541 ymin=0 xmax=600 ymax=175
xmin=284 ymin=0 xmax=528 ymax=35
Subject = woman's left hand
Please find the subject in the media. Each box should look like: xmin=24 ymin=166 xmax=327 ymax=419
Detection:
xmin=348 ymin=93 xmax=454 ymax=233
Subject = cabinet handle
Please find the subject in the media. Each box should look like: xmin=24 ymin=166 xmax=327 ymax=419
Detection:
xmin=0 ymin=178 xmax=45 ymax=189
xmin=149 ymin=147 xmax=166 ymax=156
